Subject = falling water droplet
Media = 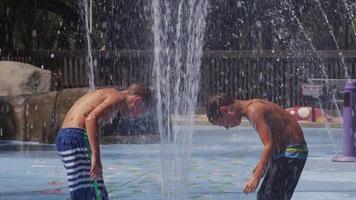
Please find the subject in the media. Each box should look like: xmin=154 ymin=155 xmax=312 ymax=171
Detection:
xmin=32 ymin=30 xmax=37 ymax=38
xmin=50 ymin=53 xmax=55 ymax=58
xmin=256 ymin=21 xmax=262 ymax=28
xmin=237 ymin=1 xmax=242 ymax=8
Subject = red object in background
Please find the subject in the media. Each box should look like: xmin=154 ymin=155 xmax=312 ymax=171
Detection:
xmin=285 ymin=107 xmax=332 ymax=122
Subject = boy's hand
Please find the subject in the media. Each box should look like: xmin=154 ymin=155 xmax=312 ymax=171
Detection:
xmin=243 ymin=175 xmax=260 ymax=194
xmin=89 ymin=157 xmax=103 ymax=180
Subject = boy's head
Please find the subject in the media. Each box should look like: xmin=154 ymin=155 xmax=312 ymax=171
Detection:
xmin=124 ymin=84 xmax=152 ymax=118
xmin=207 ymin=93 xmax=240 ymax=129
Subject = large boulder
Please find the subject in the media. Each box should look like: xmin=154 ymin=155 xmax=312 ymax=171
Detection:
xmin=0 ymin=96 xmax=27 ymax=140
xmin=0 ymin=88 xmax=89 ymax=143
xmin=0 ymin=99 xmax=17 ymax=140
xmin=25 ymin=91 xmax=59 ymax=143
xmin=26 ymin=88 xmax=89 ymax=143
xmin=0 ymin=61 xmax=51 ymax=97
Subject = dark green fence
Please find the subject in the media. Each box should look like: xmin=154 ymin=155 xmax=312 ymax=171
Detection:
xmin=1 ymin=50 xmax=356 ymax=108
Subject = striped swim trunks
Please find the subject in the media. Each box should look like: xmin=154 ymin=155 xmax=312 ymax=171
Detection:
xmin=56 ymin=128 xmax=109 ymax=200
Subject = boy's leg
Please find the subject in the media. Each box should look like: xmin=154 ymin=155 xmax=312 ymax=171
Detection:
xmin=56 ymin=128 xmax=109 ymax=200
xmin=257 ymin=160 xmax=279 ymax=200
xmin=257 ymin=157 xmax=306 ymax=200
xmin=281 ymin=158 xmax=307 ymax=199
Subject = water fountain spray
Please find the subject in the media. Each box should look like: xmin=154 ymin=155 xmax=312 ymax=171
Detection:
xmin=151 ymin=0 xmax=208 ymax=199
xmin=82 ymin=0 xmax=95 ymax=90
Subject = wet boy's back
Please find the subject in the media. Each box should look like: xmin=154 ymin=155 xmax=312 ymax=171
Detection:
xmin=244 ymin=99 xmax=306 ymax=151
xmin=62 ymin=88 xmax=121 ymax=129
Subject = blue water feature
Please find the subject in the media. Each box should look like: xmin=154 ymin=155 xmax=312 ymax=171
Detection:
xmin=1 ymin=126 xmax=355 ymax=200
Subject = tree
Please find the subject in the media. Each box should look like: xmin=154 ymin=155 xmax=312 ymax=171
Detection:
xmin=0 ymin=0 xmax=81 ymax=52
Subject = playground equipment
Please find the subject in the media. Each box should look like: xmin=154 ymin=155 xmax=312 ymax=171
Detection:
xmin=333 ymin=80 xmax=356 ymax=162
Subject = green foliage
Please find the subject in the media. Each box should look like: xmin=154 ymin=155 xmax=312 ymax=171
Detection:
xmin=0 ymin=0 xmax=80 ymax=51
xmin=1 ymin=0 xmax=356 ymax=52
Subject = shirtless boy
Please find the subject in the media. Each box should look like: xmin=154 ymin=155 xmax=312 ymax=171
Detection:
xmin=56 ymin=84 xmax=151 ymax=200
xmin=206 ymin=93 xmax=308 ymax=200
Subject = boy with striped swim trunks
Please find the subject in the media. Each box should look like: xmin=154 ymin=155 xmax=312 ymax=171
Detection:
xmin=206 ymin=93 xmax=308 ymax=200
xmin=56 ymin=84 xmax=152 ymax=200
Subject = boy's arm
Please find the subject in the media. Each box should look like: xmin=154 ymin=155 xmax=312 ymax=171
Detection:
xmin=85 ymin=97 xmax=115 ymax=179
xmin=244 ymin=108 xmax=273 ymax=193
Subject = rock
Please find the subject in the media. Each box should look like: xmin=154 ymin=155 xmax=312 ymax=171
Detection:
xmin=0 ymin=88 xmax=89 ymax=143
xmin=25 ymin=91 xmax=58 ymax=143
xmin=27 ymin=88 xmax=89 ymax=143
xmin=0 ymin=96 xmax=27 ymax=140
xmin=0 ymin=61 xmax=51 ymax=97
xmin=0 ymin=99 xmax=17 ymax=140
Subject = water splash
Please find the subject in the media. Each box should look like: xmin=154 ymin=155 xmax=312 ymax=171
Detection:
xmin=314 ymin=0 xmax=350 ymax=80
xmin=82 ymin=0 xmax=95 ymax=90
xmin=341 ymin=0 xmax=356 ymax=41
xmin=284 ymin=0 xmax=341 ymax=146
xmin=151 ymin=0 xmax=208 ymax=199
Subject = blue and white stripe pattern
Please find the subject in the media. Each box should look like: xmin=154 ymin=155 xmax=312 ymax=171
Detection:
xmin=56 ymin=128 xmax=109 ymax=200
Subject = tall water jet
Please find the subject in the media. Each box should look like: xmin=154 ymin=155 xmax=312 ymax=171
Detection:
xmin=284 ymin=0 xmax=341 ymax=145
xmin=82 ymin=0 xmax=95 ymax=90
xmin=341 ymin=0 xmax=356 ymax=40
xmin=151 ymin=0 xmax=208 ymax=199
xmin=314 ymin=0 xmax=350 ymax=80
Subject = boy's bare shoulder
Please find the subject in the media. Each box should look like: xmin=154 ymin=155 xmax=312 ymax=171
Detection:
xmin=247 ymin=99 xmax=270 ymax=109
xmin=245 ymin=99 xmax=270 ymax=116
xmin=95 ymin=88 xmax=120 ymax=96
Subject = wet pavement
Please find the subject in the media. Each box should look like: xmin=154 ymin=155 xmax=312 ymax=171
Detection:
xmin=0 ymin=126 xmax=354 ymax=200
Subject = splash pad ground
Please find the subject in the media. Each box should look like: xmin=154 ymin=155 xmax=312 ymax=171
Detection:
xmin=0 ymin=126 xmax=354 ymax=200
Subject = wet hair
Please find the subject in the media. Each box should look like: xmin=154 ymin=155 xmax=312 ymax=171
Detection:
xmin=127 ymin=84 xmax=152 ymax=106
xmin=206 ymin=93 xmax=235 ymax=124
